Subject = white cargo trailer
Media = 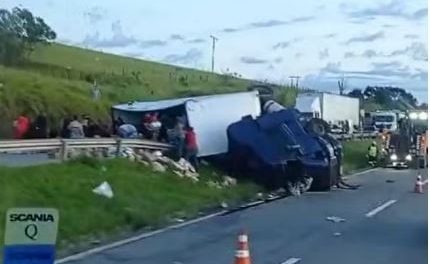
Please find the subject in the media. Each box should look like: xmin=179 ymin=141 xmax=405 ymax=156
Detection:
xmin=112 ymin=91 xmax=261 ymax=157
xmin=295 ymin=92 xmax=360 ymax=126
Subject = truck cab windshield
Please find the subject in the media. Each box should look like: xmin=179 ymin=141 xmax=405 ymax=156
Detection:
xmin=374 ymin=115 xmax=394 ymax=122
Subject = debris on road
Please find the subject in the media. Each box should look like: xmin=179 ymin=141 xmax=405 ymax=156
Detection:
xmin=93 ymin=181 xmax=114 ymax=199
xmin=326 ymin=216 xmax=346 ymax=223
xmin=386 ymin=179 xmax=395 ymax=183
xmin=333 ymin=232 xmax=342 ymax=236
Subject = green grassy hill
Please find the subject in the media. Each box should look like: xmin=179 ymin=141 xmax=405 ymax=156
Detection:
xmin=0 ymin=43 xmax=262 ymax=137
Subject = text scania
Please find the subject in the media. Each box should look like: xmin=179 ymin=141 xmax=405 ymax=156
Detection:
xmin=9 ymin=213 xmax=55 ymax=222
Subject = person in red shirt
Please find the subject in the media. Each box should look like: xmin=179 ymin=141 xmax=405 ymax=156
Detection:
xmin=185 ymin=126 xmax=199 ymax=170
xmin=13 ymin=113 xmax=30 ymax=139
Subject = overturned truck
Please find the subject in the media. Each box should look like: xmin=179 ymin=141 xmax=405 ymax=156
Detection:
xmin=227 ymin=100 xmax=356 ymax=195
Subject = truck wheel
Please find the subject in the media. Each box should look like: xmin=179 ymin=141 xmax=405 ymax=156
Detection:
xmin=305 ymin=118 xmax=330 ymax=136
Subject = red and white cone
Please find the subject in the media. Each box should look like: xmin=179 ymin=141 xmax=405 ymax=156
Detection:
xmin=234 ymin=231 xmax=252 ymax=264
xmin=414 ymin=174 xmax=423 ymax=194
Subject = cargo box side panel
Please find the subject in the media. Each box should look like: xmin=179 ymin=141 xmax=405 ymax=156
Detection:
xmin=322 ymin=94 xmax=359 ymax=125
xmin=186 ymin=91 xmax=261 ymax=157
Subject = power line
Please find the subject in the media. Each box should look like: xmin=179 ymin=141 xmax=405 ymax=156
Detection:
xmin=210 ymin=35 xmax=218 ymax=72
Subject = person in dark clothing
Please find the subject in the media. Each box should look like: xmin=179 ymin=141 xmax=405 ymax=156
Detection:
xmin=185 ymin=126 xmax=199 ymax=170
xmin=61 ymin=118 xmax=71 ymax=138
xmin=32 ymin=114 xmax=48 ymax=138
xmin=114 ymin=117 xmax=125 ymax=135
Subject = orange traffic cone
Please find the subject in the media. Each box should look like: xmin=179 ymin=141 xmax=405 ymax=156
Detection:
xmin=234 ymin=231 xmax=252 ymax=264
xmin=414 ymin=174 xmax=423 ymax=193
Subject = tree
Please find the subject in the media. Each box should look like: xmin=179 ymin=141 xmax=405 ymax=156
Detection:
xmin=347 ymin=89 xmax=363 ymax=99
xmin=0 ymin=7 xmax=56 ymax=65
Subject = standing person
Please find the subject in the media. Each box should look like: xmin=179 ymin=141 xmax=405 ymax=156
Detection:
xmin=174 ymin=117 xmax=186 ymax=159
xmin=67 ymin=115 xmax=85 ymax=139
xmin=367 ymin=141 xmax=378 ymax=167
xmin=32 ymin=114 xmax=48 ymax=138
xmin=185 ymin=126 xmax=199 ymax=170
xmin=61 ymin=117 xmax=71 ymax=138
xmin=13 ymin=113 xmax=31 ymax=139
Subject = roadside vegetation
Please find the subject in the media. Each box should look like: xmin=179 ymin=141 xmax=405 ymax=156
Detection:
xmin=0 ymin=158 xmax=260 ymax=255
xmin=342 ymin=139 xmax=374 ymax=174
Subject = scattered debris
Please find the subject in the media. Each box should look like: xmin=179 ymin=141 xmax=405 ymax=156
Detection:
xmin=386 ymin=179 xmax=395 ymax=183
xmin=173 ymin=170 xmax=185 ymax=178
xmin=333 ymin=232 xmax=342 ymax=237
xmin=93 ymin=181 xmax=114 ymax=199
xmin=256 ymin=193 xmax=264 ymax=200
xmin=90 ymin=239 xmax=101 ymax=245
xmin=220 ymin=202 xmax=229 ymax=208
xmin=207 ymin=181 xmax=222 ymax=189
xmin=152 ymin=162 xmax=166 ymax=173
xmin=174 ymin=218 xmax=185 ymax=223
xmin=222 ymin=176 xmax=237 ymax=187
xmin=326 ymin=216 xmax=346 ymax=223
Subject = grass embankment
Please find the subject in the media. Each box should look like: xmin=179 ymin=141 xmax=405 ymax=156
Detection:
xmin=343 ymin=139 xmax=374 ymax=174
xmin=0 ymin=43 xmax=259 ymax=136
xmin=0 ymin=158 xmax=260 ymax=252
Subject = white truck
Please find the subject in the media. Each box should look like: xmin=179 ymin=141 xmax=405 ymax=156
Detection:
xmin=295 ymin=92 xmax=360 ymax=131
xmin=370 ymin=111 xmax=399 ymax=132
xmin=112 ymin=91 xmax=261 ymax=157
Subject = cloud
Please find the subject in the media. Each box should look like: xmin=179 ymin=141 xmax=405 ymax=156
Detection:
xmin=413 ymin=8 xmax=428 ymax=19
xmin=249 ymin=19 xmax=287 ymax=28
xmin=343 ymin=0 xmax=427 ymax=21
xmin=170 ymin=34 xmax=185 ymax=41
xmin=139 ymin=40 xmax=167 ymax=49
xmin=324 ymin=33 xmax=337 ymax=38
xmin=83 ymin=6 xmax=106 ymax=24
xmin=273 ymin=41 xmax=290 ymax=50
xmin=222 ymin=16 xmax=315 ymax=34
xmin=163 ymin=48 xmax=203 ymax=64
xmin=222 ymin=28 xmax=241 ymax=33
xmin=362 ymin=49 xmax=379 ymax=58
xmin=319 ymin=48 xmax=329 ymax=59
xmin=82 ymin=20 xmax=136 ymax=48
xmin=404 ymin=34 xmax=419 ymax=39
xmin=389 ymin=42 xmax=427 ymax=61
xmin=295 ymin=52 xmax=303 ymax=58
xmin=383 ymin=24 xmax=396 ymax=28
xmin=274 ymin=57 xmax=283 ymax=64
xmin=319 ymin=60 xmax=421 ymax=81
xmin=344 ymin=52 xmax=355 ymax=58
xmin=346 ymin=31 xmax=384 ymax=44
xmin=187 ymin=38 xmax=206 ymax=44
xmin=240 ymin=57 xmax=268 ymax=64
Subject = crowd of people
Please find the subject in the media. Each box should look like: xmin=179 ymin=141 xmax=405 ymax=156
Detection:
xmin=114 ymin=112 xmax=199 ymax=169
xmin=12 ymin=111 xmax=200 ymax=170
xmin=13 ymin=113 xmax=111 ymax=140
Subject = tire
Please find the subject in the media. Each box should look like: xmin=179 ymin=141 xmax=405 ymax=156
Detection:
xmin=305 ymin=118 xmax=330 ymax=136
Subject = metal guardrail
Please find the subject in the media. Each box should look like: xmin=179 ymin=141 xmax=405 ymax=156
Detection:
xmin=331 ymin=132 xmax=378 ymax=141
xmin=0 ymin=138 xmax=172 ymax=161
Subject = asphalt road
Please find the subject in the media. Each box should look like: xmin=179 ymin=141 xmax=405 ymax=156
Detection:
xmin=63 ymin=168 xmax=428 ymax=264
xmin=0 ymin=153 xmax=58 ymax=167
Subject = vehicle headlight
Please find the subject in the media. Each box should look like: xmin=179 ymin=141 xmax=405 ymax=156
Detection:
xmin=390 ymin=154 xmax=398 ymax=161
xmin=405 ymin=154 xmax=412 ymax=161
xmin=419 ymin=112 xmax=428 ymax=120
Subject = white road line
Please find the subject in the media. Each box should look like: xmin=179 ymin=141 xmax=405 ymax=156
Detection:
xmin=55 ymin=211 xmax=227 ymax=263
xmin=365 ymin=200 xmax=397 ymax=218
xmin=280 ymin=258 xmax=301 ymax=264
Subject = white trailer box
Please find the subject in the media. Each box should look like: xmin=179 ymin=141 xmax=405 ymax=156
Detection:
xmin=112 ymin=91 xmax=261 ymax=157
xmin=295 ymin=92 xmax=360 ymax=126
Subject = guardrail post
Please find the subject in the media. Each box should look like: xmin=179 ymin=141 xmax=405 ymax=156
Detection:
xmin=116 ymin=138 xmax=123 ymax=158
xmin=60 ymin=139 xmax=68 ymax=161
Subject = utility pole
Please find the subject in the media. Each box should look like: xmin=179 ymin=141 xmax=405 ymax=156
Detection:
xmin=289 ymin=76 xmax=301 ymax=88
xmin=210 ymin=35 xmax=218 ymax=72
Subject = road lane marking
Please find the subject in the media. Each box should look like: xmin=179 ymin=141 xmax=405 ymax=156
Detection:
xmin=365 ymin=200 xmax=397 ymax=218
xmin=280 ymin=258 xmax=301 ymax=264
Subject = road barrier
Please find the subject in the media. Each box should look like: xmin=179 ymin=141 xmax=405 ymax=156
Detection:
xmin=331 ymin=132 xmax=378 ymax=141
xmin=0 ymin=138 xmax=172 ymax=161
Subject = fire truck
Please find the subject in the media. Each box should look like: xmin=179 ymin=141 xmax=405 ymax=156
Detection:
xmin=383 ymin=110 xmax=428 ymax=169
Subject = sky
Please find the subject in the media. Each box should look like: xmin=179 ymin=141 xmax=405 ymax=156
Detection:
xmin=2 ymin=0 xmax=428 ymax=101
